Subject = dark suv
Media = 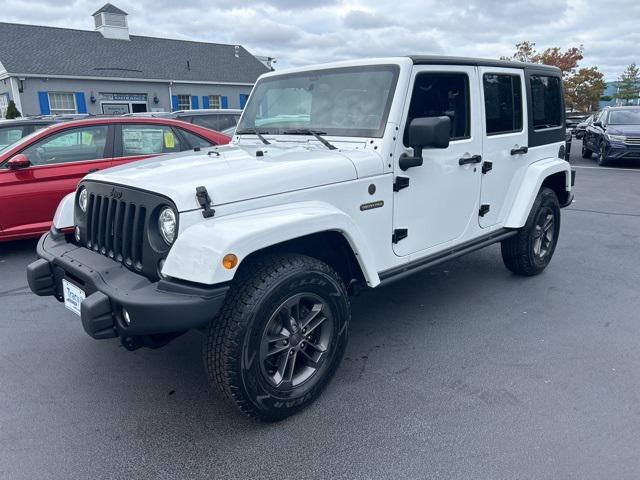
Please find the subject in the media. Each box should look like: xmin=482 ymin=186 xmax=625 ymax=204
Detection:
xmin=582 ymin=106 xmax=640 ymax=166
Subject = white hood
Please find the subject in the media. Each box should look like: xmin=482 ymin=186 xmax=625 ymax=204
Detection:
xmin=87 ymin=143 xmax=383 ymax=211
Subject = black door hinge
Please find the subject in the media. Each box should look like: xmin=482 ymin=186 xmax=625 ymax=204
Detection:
xmin=196 ymin=186 xmax=215 ymax=218
xmin=479 ymin=204 xmax=490 ymax=217
xmin=392 ymin=228 xmax=408 ymax=243
xmin=482 ymin=161 xmax=493 ymax=174
xmin=393 ymin=176 xmax=410 ymax=192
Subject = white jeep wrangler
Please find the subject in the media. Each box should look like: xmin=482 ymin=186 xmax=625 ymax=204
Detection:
xmin=28 ymin=56 xmax=575 ymax=421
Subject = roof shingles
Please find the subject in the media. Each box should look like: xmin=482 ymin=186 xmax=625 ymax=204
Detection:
xmin=0 ymin=22 xmax=269 ymax=84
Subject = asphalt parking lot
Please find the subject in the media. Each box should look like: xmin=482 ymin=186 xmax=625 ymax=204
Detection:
xmin=1 ymin=139 xmax=639 ymax=480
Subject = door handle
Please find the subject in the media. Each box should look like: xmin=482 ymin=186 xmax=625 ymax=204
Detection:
xmin=510 ymin=146 xmax=529 ymax=155
xmin=458 ymin=154 xmax=482 ymax=165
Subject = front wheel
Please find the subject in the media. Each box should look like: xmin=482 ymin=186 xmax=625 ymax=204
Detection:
xmin=501 ymin=187 xmax=561 ymax=276
xmin=597 ymin=142 xmax=609 ymax=166
xmin=204 ymin=253 xmax=350 ymax=421
xmin=581 ymin=142 xmax=592 ymax=158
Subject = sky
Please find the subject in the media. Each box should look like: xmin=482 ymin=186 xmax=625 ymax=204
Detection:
xmin=2 ymin=0 xmax=638 ymax=81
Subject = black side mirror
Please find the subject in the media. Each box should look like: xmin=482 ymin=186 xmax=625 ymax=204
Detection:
xmin=593 ymin=121 xmax=603 ymax=128
xmin=399 ymin=116 xmax=451 ymax=171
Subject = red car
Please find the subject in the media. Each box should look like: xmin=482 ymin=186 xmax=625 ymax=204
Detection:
xmin=0 ymin=117 xmax=229 ymax=242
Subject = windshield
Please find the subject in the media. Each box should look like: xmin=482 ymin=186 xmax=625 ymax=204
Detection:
xmin=608 ymin=109 xmax=640 ymax=125
xmin=237 ymin=65 xmax=400 ymax=138
xmin=0 ymin=128 xmax=43 ymax=156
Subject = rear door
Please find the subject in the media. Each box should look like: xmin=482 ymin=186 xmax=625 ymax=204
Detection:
xmin=111 ymin=123 xmax=187 ymax=168
xmin=0 ymin=124 xmax=114 ymax=237
xmin=478 ymin=67 xmax=528 ymax=227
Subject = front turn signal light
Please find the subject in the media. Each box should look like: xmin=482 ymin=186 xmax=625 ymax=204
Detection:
xmin=222 ymin=254 xmax=238 ymax=270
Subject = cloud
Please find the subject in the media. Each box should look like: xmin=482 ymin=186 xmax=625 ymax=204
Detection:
xmin=1 ymin=0 xmax=637 ymax=80
xmin=343 ymin=10 xmax=396 ymax=30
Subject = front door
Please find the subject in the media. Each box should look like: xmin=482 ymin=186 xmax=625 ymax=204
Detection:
xmin=477 ymin=67 xmax=529 ymax=227
xmin=392 ymin=65 xmax=483 ymax=256
xmin=0 ymin=124 xmax=113 ymax=238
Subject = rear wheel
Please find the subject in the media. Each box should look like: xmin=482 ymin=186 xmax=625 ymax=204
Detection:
xmin=501 ymin=187 xmax=560 ymax=276
xmin=204 ymin=253 xmax=349 ymax=421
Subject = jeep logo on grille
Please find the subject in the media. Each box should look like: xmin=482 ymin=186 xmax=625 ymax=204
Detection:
xmin=109 ymin=187 xmax=123 ymax=199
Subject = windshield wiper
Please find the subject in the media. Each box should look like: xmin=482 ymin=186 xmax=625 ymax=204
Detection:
xmin=282 ymin=128 xmax=337 ymax=150
xmin=236 ymin=127 xmax=271 ymax=145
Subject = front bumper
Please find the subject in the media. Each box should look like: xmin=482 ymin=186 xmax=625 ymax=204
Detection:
xmin=27 ymin=232 xmax=229 ymax=341
xmin=604 ymin=142 xmax=640 ymax=160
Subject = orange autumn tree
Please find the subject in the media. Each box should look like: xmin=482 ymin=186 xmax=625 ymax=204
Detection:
xmin=502 ymin=41 xmax=605 ymax=112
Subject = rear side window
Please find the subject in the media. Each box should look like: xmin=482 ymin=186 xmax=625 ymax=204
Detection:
xmin=530 ymin=75 xmax=562 ymax=129
xmin=483 ymin=74 xmax=523 ymax=135
xmin=404 ymin=72 xmax=470 ymax=144
xmin=179 ymin=129 xmax=216 ymax=148
xmin=120 ymin=124 xmax=182 ymax=156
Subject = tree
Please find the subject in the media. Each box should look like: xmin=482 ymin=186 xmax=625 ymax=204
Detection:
xmin=564 ymin=67 xmax=606 ymax=112
xmin=503 ymin=42 xmax=604 ymax=112
xmin=501 ymin=41 xmax=538 ymax=63
xmin=5 ymin=100 xmax=21 ymax=119
xmin=614 ymin=63 xmax=640 ymax=105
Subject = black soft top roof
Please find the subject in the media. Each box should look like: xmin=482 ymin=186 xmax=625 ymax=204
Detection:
xmin=409 ymin=55 xmax=561 ymax=74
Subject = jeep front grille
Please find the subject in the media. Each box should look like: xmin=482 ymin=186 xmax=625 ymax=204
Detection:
xmin=86 ymin=194 xmax=147 ymax=270
xmin=75 ymin=181 xmax=176 ymax=281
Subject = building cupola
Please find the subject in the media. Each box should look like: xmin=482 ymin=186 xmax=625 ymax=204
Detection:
xmin=93 ymin=3 xmax=129 ymax=40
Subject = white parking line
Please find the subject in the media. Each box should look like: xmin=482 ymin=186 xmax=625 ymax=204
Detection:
xmin=572 ymin=165 xmax=640 ymax=172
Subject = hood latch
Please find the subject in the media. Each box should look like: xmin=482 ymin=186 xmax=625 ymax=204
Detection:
xmin=196 ymin=186 xmax=215 ymax=218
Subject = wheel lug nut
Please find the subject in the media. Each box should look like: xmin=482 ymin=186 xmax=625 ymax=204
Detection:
xmin=300 ymin=342 xmax=306 ymax=348
xmin=289 ymin=350 xmax=294 ymax=356
xmin=302 ymin=328 xmax=306 ymax=333
xmin=282 ymin=340 xmax=288 ymax=345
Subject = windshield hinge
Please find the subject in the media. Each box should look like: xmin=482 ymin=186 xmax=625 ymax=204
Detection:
xmin=393 ymin=176 xmax=410 ymax=192
xmin=479 ymin=204 xmax=490 ymax=217
xmin=196 ymin=186 xmax=215 ymax=218
xmin=392 ymin=228 xmax=408 ymax=243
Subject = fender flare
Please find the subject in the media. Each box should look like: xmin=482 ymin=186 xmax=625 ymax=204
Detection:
xmin=52 ymin=192 xmax=75 ymax=229
xmin=504 ymin=158 xmax=572 ymax=228
xmin=162 ymin=201 xmax=381 ymax=287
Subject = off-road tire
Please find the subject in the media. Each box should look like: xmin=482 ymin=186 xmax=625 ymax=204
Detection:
xmin=204 ymin=253 xmax=350 ymax=421
xmin=581 ymin=143 xmax=592 ymax=158
xmin=501 ymin=187 xmax=560 ymax=276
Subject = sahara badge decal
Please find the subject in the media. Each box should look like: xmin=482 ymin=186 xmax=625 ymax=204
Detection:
xmin=360 ymin=200 xmax=384 ymax=211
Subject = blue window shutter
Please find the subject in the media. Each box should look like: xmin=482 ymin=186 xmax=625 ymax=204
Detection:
xmin=38 ymin=91 xmax=50 ymax=115
xmin=75 ymin=92 xmax=87 ymax=114
xmin=239 ymin=94 xmax=248 ymax=109
xmin=221 ymin=96 xmax=228 ymax=109
xmin=202 ymin=95 xmax=210 ymax=109
xmin=191 ymin=95 xmax=199 ymax=109
xmin=171 ymin=95 xmax=179 ymax=111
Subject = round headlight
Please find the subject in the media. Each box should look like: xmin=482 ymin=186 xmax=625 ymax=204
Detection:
xmin=78 ymin=187 xmax=88 ymax=213
xmin=158 ymin=207 xmax=177 ymax=245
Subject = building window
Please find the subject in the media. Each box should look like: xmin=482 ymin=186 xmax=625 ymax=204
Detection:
xmin=0 ymin=94 xmax=8 ymax=118
xmin=48 ymin=92 xmax=77 ymax=115
xmin=483 ymin=74 xmax=523 ymax=135
xmin=208 ymin=95 xmax=221 ymax=109
xmin=177 ymin=95 xmax=191 ymax=111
